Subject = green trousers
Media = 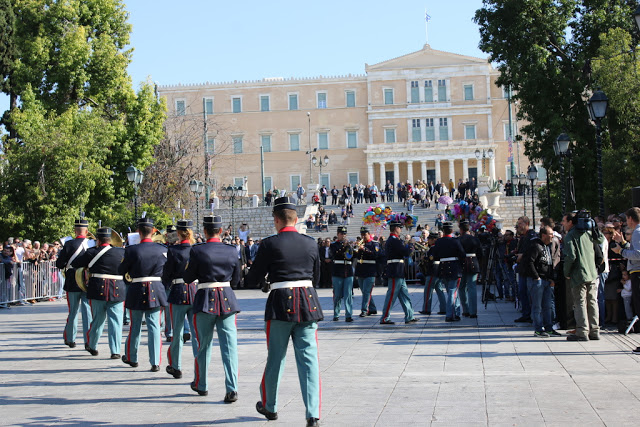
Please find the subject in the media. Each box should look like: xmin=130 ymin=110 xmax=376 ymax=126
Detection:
xmin=167 ymin=304 xmax=197 ymax=370
xmin=192 ymin=312 xmax=238 ymax=393
xmin=88 ymin=299 xmax=123 ymax=355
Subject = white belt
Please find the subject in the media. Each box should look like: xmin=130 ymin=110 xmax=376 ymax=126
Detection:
xmin=172 ymin=278 xmax=184 ymax=285
xmin=271 ymin=280 xmax=313 ymax=290
xmin=333 ymin=260 xmax=352 ymax=264
xmin=387 ymin=259 xmax=404 ymax=264
xmin=433 ymin=261 xmax=440 ymax=265
xmin=93 ymin=274 xmax=123 ymax=280
xmin=441 ymin=257 xmax=458 ymax=262
xmin=197 ymin=282 xmax=230 ymax=290
xmin=466 ymin=254 xmax=476 ymax=257
xmin=131 ymin=276 xmax=162 ymax=283
xmin=357 ymin=259 xmax=376 ymax=264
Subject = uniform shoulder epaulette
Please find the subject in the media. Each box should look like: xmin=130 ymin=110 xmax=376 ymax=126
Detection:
xmin=301 ymin=234 xmax=316 ymax=241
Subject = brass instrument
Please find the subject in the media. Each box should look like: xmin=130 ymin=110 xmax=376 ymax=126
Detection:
xmin=110 ymin=230 xmax=124 ymax=247
xmin=413 ymin=241 xmax=429 ymax=252
xmin=151 ymin=228 xmax=166 ymax=244
xmin=75 ymin=267 xmax=90 ymax=292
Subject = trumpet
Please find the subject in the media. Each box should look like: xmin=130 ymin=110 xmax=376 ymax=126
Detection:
xmin=413 ymin=241 xmax=429 ymax=252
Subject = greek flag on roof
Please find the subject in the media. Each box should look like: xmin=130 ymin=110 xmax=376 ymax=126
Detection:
xmin=425 ymin=11 xmax=431 ymax=22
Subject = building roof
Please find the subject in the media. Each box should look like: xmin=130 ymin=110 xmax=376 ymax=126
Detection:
xmin=366 ymin=44 xmax=489 ymax=72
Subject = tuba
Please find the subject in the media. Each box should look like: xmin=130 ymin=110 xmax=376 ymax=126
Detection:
xmin=110 ymin=230 xmax=124 ymax=247
xmin=75 ymin=267 xmax=90 ymax=292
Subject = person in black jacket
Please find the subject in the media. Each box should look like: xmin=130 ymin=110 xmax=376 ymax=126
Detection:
xmin=458 ymin=221 xmax=482 ymax=318
xmin=521 ymin=226 xmax=559 ymax=337
xmin=431 ymin=221 xmax=466 ymax=321
xmin=514 ymin=216 xmax=538 ymax=323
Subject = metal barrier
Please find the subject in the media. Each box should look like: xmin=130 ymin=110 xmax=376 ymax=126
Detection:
xmin=0 ymin=261 xmax=64 ymax=305
xmin=406 ymin=251 xmax=426 ymax=284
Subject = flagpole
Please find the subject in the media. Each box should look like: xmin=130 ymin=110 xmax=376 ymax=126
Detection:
xmin=425 ymin=8 xmax=429 ymax=45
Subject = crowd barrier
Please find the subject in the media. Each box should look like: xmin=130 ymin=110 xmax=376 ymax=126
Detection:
xmin=0 ymin=261 xmax=64 ymax=305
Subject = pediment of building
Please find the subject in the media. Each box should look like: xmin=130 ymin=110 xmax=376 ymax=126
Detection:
xmin=366 ymin=44 xmax=488 ymax=72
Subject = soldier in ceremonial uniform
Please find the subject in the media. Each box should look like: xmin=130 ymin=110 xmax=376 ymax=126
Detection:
xmin=419 ymin=231 xmax=446 ymax=315
xmin=183 ymin=215 xmax=241 ymax=402
xmin=72 ymin=227 xmax=125 ymax=358
xmin=245 ymin=196 xmax=323 ymax=427
xmin=355 ymin=226 xmax=379 ymax=317
xmin=118 ymin=217 xmax=168 ymax=371
xmin=162 ymin=220 xmax=199 ymax=380
xmin=380 ymin=216 xmax=418 ymax=325
xmin=163 ymin=223 xmax=180 ymax=343
xmin=56 ymin=217 xmax=93 ymax=348
xmin=431 ymin=221 xmax=465 ymax=322
xmin=330 ymin=226 xmax=354 ymax=322
xmin=459 ymin=220 xmax=482 ymax=318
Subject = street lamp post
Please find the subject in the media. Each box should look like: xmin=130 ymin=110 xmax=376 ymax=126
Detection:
xmin=189 ymin=179 xmax=204 ymax=235
xmin=587 ymin=90 xmax=608 ymax=218
xmin=542 ymin=156 xmax=551 ymax=218
xmin=307 ymin=112 xmax=312 ymax=184
xmin=221 ymin=185 xmax=245 ymax=238
xmin=311 ymin=155 xmax=329 ymax=186
xmin=474 ymin=148 xmax=495 ymax=177
xmin=527 ymin=164 xmax=538 ymax=225
xmin=126 ymin=165 xmax=144 ymax=219
xmin=554 ymin=133 xmax=571 ymax=215
xmin=518 ymin=172 xmax=527 ymax=216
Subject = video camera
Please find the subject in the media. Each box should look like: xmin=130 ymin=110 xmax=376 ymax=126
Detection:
xmin=574 ymin=209 xmax=596 ymax=232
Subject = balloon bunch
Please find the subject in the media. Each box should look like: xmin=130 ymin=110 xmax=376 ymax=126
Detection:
xmin=471 ymin=209 xmax=498 ymax=232
xmin=452 ymin=200 xmax=470 ymax=221
xmin=386 ymin=212 xmax=418 ymax=229
xmin=363 ymin=204 xmax=393 ymax=227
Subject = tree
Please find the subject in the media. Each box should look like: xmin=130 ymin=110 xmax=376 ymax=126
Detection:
xmin=0 ymin=0 xmax=16 ymax=134
xmin=474 ymin=0 xmax=640 ymax=217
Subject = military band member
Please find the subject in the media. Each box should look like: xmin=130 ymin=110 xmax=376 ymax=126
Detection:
xmin=331 ymin=226 xmax=354 ymax=322
xmin=459 ymin=220 xmax=482 ymax=318
xmin=71 ymin=227 xmax=125 ymax=358
xmin=118 ymin=217 xmax=168 ymax=371
xmin=56 ymin=217 xmax=93 ymax=348
xmin=162 ymin=220 xmax=198 ymax=380
xmin=431 ymin=221 xmax=465 ymax=322
xmin=355 ymin=226 xmax=379 ymax=317
xmin=419 ymin=231 xmax=446 ymax=315
xmin=380 ymin=217 xmax=418 ymax=325
xmin=163 ymin=223 xmax=181 ymax=343
xmin=245 ymin=196 xmax=323 ymax=427
xmin=183 ymin=215 xmax=241 ymax=403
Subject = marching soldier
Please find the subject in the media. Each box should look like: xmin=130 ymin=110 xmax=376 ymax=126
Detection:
xmin=118 ymin=217 xmax=168 ymax=371
xmin=56 ymin=217 xmax=93 ymax=348
xmin=419 ymin=231 xmax=446 ymax=315
xmin=355 ymin=226 xmax=379 ymax=317
xmin=162 ymin=220 xmax=198 ymax=380
xmin=163 ymin=223 xmax=179 ymax=343
xmin=431 ymin=221 xmax=465 ymax=322
xmin=183 ymin=215 xmax=241 ymax=403
xmin=71 ymin=227 xmax=125 ymax=358
xmin=380 ymin=216 xmax=418 ymax=325
xmin=459 ymin=220 xmax=482 ymax=318
xmin=331 ymin=226 xmax=354 ymax=322
xmin=245 ymin=196 xmax=323 ymax=427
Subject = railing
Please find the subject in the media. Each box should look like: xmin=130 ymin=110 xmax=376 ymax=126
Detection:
xmin=0 ymin=261 xmax=64 ymax=305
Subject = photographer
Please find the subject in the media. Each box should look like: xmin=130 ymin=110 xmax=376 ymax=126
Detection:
xmin=514 ymin=217 xmax=537 ymax=323
xmin=496 ymin=230 xmax=517 ymax=300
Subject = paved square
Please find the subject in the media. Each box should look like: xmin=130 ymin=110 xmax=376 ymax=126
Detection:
xmin=1 ymin=286 xmax=638 ymax=426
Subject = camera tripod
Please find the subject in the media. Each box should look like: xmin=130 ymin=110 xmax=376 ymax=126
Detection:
xmin=481 ymin=237 xmax=517 ymax=308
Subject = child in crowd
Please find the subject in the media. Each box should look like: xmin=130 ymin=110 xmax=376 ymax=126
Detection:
xmin=620 ymin=270 xmax=633 ymax=320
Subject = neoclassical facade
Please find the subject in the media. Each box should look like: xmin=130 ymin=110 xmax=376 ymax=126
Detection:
xmin=158 ymin=45 xmax=523 ymax=196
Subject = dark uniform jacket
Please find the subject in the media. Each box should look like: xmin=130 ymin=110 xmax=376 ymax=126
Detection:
xmin=431 ymin=235 xmax=465 ymax=279
xmin=162 ymin=242 xmax=196 ymax=305
xmin=330 ymin=240 xmax=354 ymax=277
xmin=385 ymin=234 xmax=413 ymax=278
xmin=56 ymin=237 xmax=89 ymax=292
xmin=183 ymin=239 xmax=241 ymax=316
xmin=459 ymin=233 xmax=482 ymax=274
xmin=72 ymin=244 xmax=125 ymax=302
xmin=118 ymin=240 xmax=168 ymax=310
xmin=245 ymin=227 xmax=323 ymax=323
xmin=354 ymin=239 xmax=379 ymax=278
xmin=420 ymin=245 xmax=440 ymax=278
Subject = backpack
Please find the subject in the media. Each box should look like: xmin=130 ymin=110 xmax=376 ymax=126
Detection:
xmin=589 ymin=230 xmax=605 ymax=274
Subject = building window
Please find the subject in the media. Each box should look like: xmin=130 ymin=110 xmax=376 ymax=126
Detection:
xmin=347 ymin=131 xmax=357 ymax=148
xmin=439 ymin=118 xmax=448 ymax=141
xmin=233 ymin=177 xmax=244 ymax=188
xmin=384 ymin=88 xmax=394 ymax=105
xmin=289 ymin=133 xmax=300 ymax=151
xmin=317 ymin=92 xmax=327 ymax=109
xmin=175 ymin=99 xmax=186 ymax=116
xmin=437 ymin=79 xmax=447 ymax=102
xmin=319 ymin=173 xmax=330 ymax=188
xmin=348 ymin=172 xmax=359 ymax=187
xmin=260 ymin=95 xmax=270 ymax=112
xmin=425 ymin=118 xmax=435 ymax=141
xmin=411 ymin=119 xmax=421 ymax=142
xmin=318 ymin=132 xmax=329 ymax=150
xmin=410 ymin=81 xmax=419 ymax=103
xmin=465 ymin=124 xmax=476 ymax=140
xmin=264 ymin=176 xmax=273 ymax=192
xmin=233 ymin=136 xmax=243 ymax=153
xmin=424 ymin=80 xmax=433 ymax=102
xmin=232 ymin=97 xmax=242 ymax=113
xmin=346 ymin=90 xmax=356 ymax=108
xmin=204 ymin=98 xmax=213 ymax=114
xmin=464 ymin=84 xmax=474 ymax=101
xmin=261 ymin=134 xmax=271 ymax=152
xmin=289 ymin=93 xmax=298 ymax=111
xmin=503 ymin=86 xmax=510 ymax=99
xmin=384 ymin=128 xmax=396 ymax=143
xmin=290 ymin=175 xmax=301 ymax=192
xmin=205 ymin=135 xmax=215 ymax=154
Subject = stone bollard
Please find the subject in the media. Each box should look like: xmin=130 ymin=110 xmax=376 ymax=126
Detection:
xmin=252 ymin=194 xmax=259 ymax=207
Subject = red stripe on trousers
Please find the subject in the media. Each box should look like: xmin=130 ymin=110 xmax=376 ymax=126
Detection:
xmin=261 ymin=320 xmax=271 ymax=406
xmin=64 ymin=292 xmax=70 ymax=342
xmin=86 ymin=299 xmax=93 ymax=344
xmin=315 ymin=327 xmax=322 ymax=417
xmin=193 ymin=313 xmax=200 ymax=387
xmin=167 ymin=305 xmax=174 ymax=366
xmin=384 ymin=279 xmax=396 ymax=318
xmin=125 ymin=311 xmax=133 ymax=361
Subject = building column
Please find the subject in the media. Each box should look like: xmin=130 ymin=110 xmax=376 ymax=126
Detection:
xmin=448 ymin=159 xmax=455 ymax=183
xmin=379 ymin=162 xmax=386 ymax=186
xmin=420 ymin=160 xmax=427 ymax=182
xmin=393 ymin=161 xmax=400 ymax=184
xmin=367 ymin=162 xmax=374 ymax=185
xmin=406 ymin=161 xmax=414 ymax=184
xmin=489 ymin=156 xmax=496 ymax=180
xmin=434 ymin=159 xmax=441 ymax=184
xmin=477 ymin=158 xmax=483 ymax=177
xmin=462 ymin=158 xmax=469 ymax=181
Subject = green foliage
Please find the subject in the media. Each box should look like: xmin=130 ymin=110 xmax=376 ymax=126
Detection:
xmin=0 ymin=0 xmax=15 ymax=93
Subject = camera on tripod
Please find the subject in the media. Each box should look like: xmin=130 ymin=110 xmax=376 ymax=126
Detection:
xmin=574 ymin=209 xmax=596 ymax=232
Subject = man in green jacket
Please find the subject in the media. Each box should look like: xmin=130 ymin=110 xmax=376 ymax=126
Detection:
xmin=561 ymin=212 xmax=600 ymax=341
